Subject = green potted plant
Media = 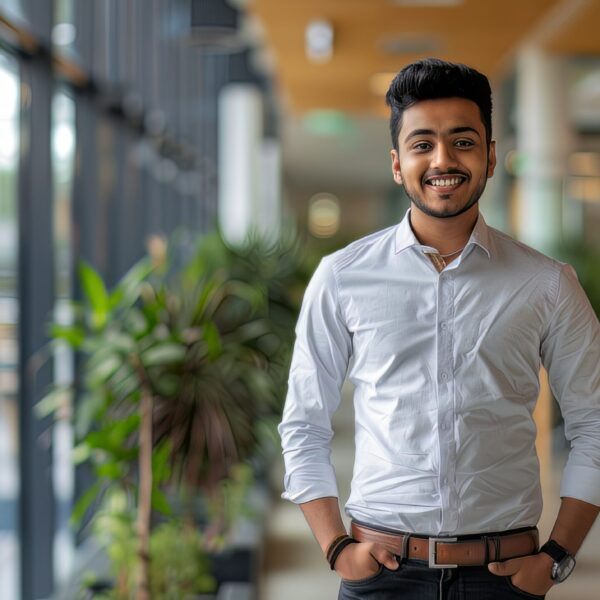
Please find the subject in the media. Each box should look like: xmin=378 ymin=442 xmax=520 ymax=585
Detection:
xmin=40 ymin=229 xmax=307 ymax=598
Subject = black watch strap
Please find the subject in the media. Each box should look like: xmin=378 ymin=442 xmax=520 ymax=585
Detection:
xmin=539 ymin=540 xmax=576 ymax=583
xmin=539 ymin=540 xmax=569 ymax=562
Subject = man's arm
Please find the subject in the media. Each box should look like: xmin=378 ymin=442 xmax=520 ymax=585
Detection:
xmin=279 ymin=257 xmax=351 ymax=505
xmin=300 ymin=497 xmax=399 ymax=579
xmin=549 ymin=496 xmax=600 ymax=555
xmin=489 ymin=497 xmax=599 ymax=594
xmin=491 ymin=263 xmax=600 ymax=594
xmin=279 ymin=257 xmax=399 ymax=579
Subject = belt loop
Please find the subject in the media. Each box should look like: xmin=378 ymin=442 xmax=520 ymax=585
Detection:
xmin=483 ymin=536 xmax=490 ymax=565
xmin=493 ymin=536 xmax=501 ymax=562
xmin=401 ymin=533 xmax=410 ymax=564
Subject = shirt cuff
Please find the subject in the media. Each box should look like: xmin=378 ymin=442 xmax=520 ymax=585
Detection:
xmin=560 ymin=465 xmax=600 ymax=506
xmin=281 ymin=463 xmax=340 ymax=504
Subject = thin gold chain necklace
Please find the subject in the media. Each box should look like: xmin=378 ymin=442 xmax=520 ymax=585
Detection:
xmin=438 ymin=245 xmax=465 ymax=258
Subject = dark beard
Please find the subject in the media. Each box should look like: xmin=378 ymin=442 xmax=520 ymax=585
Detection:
xmin=404 ymin=169 xmax=488 ymax=219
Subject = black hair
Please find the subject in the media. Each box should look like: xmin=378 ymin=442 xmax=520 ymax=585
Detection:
xmin=385 ymin=58 xmax=492 ymax=151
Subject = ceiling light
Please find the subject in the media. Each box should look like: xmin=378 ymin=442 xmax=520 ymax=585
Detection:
xmin=305 ymin=19 xmax=334 ymax=63
xmin=308 ymin=194 xmax=340 ymax=237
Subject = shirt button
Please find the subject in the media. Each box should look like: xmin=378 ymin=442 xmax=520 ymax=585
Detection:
xmin=441 ymin=372 xmax=448 ymax=381
xmin=440 ymin=322 xmax=447 ymax=330
xmin=441 ymin=423 xmax=447 ymax=430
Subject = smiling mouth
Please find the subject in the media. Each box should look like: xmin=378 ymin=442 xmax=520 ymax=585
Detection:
xmin=424 ymin=175 xmax=467 ymax=192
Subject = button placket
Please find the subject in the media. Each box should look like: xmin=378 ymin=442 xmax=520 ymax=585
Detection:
xmin=437 ymin=272 xmax=457 ymax=531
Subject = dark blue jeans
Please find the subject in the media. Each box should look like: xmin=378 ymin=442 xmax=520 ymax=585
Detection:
xmin=338 ymin=560 xmax=546 ymax=600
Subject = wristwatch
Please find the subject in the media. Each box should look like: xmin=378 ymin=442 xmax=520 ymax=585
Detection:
xmin=538 ymin=540 xmax=576 ymax=583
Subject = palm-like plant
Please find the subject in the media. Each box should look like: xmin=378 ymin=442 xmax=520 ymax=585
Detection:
xmin=41 ymin=230 xmax=307 ymax=597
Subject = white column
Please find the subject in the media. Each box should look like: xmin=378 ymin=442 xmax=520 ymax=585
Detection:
xmin=218 ymin=84 xmax=263 ymax=245
xmin=515 ymin=46 xmax=573 ymax=252
xmin=257 ymin=137 xmax=282 ymax=241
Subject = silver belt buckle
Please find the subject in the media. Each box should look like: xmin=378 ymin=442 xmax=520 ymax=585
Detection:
xmin=428 ymin=537 xmax=458 ymax=568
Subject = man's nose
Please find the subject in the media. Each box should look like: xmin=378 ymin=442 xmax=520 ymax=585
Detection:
xmin=431 ymin=143 xmax=458 ymax=170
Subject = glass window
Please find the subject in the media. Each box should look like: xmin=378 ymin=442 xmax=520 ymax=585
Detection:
xmin=51 ymin=90 xmax=76 ymax=588
xmin=0 ymin=51 xmax=20 ymax=600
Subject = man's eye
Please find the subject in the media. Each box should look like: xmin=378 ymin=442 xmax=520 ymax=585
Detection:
xmin=414 ymin=142 xmax=431 ymax=151
xmin=455 ymin=139 xmax=474 ymax=147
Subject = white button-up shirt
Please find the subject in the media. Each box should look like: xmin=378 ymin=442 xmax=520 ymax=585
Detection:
xmin=279 ymin=210 xmax=600 ymax=535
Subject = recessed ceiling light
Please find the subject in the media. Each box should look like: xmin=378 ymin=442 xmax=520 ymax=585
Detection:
xmin=306 ymin=19 xmax=334 ymax=63
xmin=308 ymin=194 xmax=341 ymax=238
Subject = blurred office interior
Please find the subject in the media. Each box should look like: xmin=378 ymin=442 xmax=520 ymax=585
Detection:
xmin=0 ymin=0 xmax=599 ymax=599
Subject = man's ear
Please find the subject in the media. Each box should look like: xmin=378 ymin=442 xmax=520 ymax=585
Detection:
xmin=487 ymin=140 xmax=497 ymax=178
xmin=391 ymin=149 xmax=403 ymax=185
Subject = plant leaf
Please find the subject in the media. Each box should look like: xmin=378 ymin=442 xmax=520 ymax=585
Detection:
xmin=141 ymin=343 xmax=185 ymax=367
xmin=109 ymin=257 xmax=154 ymax=310
xmin=35 ymin=385 xmax=72 ymax=419
xmin=150 ymin=487 xmax=172 ymax=516
xmin=96 ymin=462 xmax=125 ymax=480
xmin=78 ymin=261 xmax=110 ymax=329
xmin=71 ymin=480 xmax=102 ymax=526
xmin=49 ymin=323 xmax=85 ymax=348
xmin=203 ymin=322 xmax=222 ymax=360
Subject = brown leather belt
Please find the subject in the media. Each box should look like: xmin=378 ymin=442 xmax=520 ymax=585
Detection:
xmin=351 ymin=522 xmax=539 ymax=568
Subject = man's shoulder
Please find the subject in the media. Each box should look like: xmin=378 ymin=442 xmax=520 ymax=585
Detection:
xmin=487 ymin=226 xmax=564 ymax=272
xmin=324 ymin=224 xmax=397 ymax=274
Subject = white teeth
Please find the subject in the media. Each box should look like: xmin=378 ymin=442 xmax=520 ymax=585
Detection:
xmin=429 ymin=177 xmax=462 ymax=186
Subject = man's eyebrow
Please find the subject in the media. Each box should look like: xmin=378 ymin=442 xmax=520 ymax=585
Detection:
xmin=404 ymin=128 xmax=435 ymax=143
xmin=449 ymin=126 xmax=481 ymax=138
xmin=403 ymin=126 xmax=481 ymax=144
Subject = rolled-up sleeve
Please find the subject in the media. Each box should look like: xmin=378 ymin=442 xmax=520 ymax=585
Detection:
xmin=278 ymin=256 xmax=352 ymax=504
xmin=541 ymin=264 xmax=600 ymax=506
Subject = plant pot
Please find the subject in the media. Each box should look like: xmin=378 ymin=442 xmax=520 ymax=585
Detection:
xmin=210 ymin=547 xmax=258 ymax=585
xmin=84 ymin=579 xmax=115 ymax=598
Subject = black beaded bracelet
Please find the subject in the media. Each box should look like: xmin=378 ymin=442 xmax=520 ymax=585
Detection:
xmin=328 ymin=536 xmax=357 ymax=570
xmin=326 ymin=534 xmax=350 ymax=564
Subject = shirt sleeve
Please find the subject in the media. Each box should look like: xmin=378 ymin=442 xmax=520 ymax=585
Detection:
xmin=541 ymin=263 xmax=600 ymax=506
xmin=278 ymin=255 xmax=352 ymax=504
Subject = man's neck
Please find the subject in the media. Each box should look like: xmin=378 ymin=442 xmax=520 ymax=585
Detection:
xmin=409 ymin=204 xmax=479 ymax=256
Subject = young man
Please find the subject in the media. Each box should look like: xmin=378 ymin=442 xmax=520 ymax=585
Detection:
xmin=278 ymin=59 xmax=600 ymax=599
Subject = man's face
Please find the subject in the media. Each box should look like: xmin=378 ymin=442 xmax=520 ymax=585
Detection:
xmin=390 ymin=97 xmax=496 ymax=219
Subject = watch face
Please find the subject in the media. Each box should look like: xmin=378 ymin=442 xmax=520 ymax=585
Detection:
xmin=552 ymin=555 xmax=576 ymax=582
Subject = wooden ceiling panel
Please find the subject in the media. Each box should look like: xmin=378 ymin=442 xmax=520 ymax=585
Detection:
xmin=546 ymin=2 xmax=600 ymax=55
xmin=249 ymin=0 xmax=600 ymax=114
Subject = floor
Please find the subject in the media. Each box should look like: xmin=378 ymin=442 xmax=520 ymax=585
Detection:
xmin=260 ymin=381 xmax=600 ymax=600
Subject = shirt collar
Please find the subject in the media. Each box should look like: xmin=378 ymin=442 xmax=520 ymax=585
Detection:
xmin=468 ymin=211 xmax=492 ymax=258
xmin=394 ymin=208 xmax=492 ymax=259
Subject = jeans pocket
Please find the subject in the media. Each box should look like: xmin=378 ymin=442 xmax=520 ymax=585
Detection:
xmin=341 ymin=564 xmax=385 ymax=587
xmin=504 ymin=576 xmax=546 ymax=599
